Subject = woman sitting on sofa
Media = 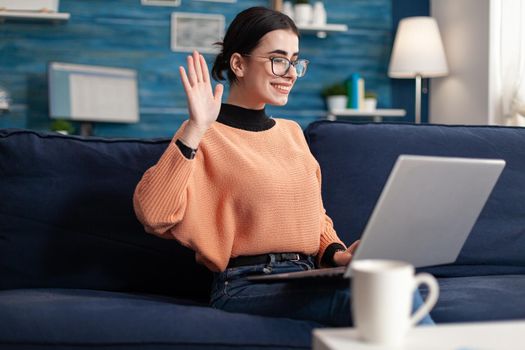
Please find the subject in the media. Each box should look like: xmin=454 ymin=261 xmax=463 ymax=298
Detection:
xmin=133 ymin=6 xmax=433 ymax=326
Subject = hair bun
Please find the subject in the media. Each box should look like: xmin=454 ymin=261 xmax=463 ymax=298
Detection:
xmin=210 ymin=7 xmax=297 ymax=84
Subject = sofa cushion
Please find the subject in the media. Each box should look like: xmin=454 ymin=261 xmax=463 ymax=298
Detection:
xmin=0 ymin=129 xmax=211 ymax=301
xmin=0 ymin=288 xmax=318 ymax=350
xmin=430 ymin=275 xmax=525 ymax=323
xmin=304 ymin=121 xmax=525 ymax=276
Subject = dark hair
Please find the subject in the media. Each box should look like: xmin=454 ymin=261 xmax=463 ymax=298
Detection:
xmin=212 ymin=7 xmax=299 ymax=84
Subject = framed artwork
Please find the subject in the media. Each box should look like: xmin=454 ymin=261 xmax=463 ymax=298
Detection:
xmin=171 ymin=12 xmax=225 ymax=53
xmin=0 ymin=0 xmax=59 ymax=12
xmin=141 ymin=0 xmax=181 ymax=7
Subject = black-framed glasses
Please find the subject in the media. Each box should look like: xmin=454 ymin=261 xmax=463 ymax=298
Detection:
xmin=242 ymin=55 xmax=309 ymax=78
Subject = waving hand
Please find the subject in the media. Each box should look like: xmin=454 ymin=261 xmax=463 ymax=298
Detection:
xmin=179 ymin=51 xmax=224 ymax=144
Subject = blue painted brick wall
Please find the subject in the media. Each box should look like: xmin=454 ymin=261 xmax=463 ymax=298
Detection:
xmin=0 ymin=0 xmax=421 ymax=137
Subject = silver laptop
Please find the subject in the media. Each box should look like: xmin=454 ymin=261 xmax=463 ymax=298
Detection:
xmin=247 ymin=155 xmax=506 ymax=281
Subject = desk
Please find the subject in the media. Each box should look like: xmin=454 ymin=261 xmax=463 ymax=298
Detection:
xmin=313 ymin=320 xmax=525 ymax=350
xmin=327 ymin=108 xmax=406 ymax=122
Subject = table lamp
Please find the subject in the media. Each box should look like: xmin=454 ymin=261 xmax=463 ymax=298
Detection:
xmin=388 ymin=17 xmax=448 ymax=123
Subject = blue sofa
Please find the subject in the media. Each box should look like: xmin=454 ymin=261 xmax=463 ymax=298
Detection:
xmin=1 ymin=121 xmax=524 ymax=349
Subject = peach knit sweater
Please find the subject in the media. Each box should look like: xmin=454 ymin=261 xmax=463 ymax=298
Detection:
xmin=133 ymin=118 xmax=346 ymax=272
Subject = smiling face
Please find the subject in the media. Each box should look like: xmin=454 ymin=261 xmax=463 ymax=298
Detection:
xmin=227 ymin=29 xmax=300 ymax=109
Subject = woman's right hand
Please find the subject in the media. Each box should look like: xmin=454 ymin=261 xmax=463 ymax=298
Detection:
xmin=333 ymin=240 xmax=360 ymax=266
xmin=179 ymin=51 xmax=224 ymax=147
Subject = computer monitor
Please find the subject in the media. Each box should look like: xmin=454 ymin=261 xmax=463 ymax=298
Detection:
xmin=48 ymin=62 xmax=139 ymax=135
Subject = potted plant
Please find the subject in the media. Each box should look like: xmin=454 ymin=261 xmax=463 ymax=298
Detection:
xmin=364 ymin=91 xmax=378 ymax=112
xmin=294 ymin=0 xmax=312 ymax=26
xmin=322 ymin=82 xmax=347 ymax=111
xmin=51 ymin=119 xmax=75 ymax=135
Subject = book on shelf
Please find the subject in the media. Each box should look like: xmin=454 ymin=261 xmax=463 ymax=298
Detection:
xmin=346 ymin=73 xmax=365 ymax=110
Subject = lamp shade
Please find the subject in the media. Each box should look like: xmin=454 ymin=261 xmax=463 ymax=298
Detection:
xmin=388 ymin=17 xmax=448 ymax=78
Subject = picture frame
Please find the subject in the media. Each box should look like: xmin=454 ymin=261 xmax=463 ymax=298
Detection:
xmin=171 ymin=12 xmax=225 ymax=53
xmin=0 ymin=0 xmax=60 ymax=12
xmin=141 ymin=0 xmax=181 ymax=7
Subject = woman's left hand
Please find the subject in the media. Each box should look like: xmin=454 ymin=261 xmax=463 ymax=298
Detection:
xmin=333 ymin=240 xmax=360 ymax=266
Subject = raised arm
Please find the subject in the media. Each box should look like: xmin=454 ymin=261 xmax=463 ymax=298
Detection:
xmin=133 ymin=51 xmax=223 ymax=237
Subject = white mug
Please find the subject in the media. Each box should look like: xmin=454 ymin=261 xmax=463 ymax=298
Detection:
xmin=351 ymin=259 xmax=439 ymax=346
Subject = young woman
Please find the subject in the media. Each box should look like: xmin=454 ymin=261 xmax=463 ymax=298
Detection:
xmin=133 ymin=6 xmax=433 ymax=326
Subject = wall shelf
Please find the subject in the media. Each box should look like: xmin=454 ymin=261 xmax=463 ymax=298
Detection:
xmin=327 ymin=108 xmax=406 ymax=122
xmin=297 ymin=23 xmax=348 ymax=38
xmin=0 ymin=10 xmax=70 ymax=23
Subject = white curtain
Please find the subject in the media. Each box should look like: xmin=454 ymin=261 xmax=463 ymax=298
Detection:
xmin=497 ymin=0 xmax=525 ymax=126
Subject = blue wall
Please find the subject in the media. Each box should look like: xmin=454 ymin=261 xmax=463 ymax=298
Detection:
xmin=392 ymin=0 xmax=430 ymax=123
xmin=0 ymin=0 xmax=428 ymax=137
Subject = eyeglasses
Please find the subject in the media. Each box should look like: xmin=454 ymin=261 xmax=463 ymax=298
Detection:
xmin=242 ymin=55 xmax=309 ymax=78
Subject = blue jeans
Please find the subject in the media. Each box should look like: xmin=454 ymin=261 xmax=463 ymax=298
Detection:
xmin=210 ymin=256 xmax=435 ymax=326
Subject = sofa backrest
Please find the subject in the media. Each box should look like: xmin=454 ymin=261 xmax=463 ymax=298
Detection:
xmin=0 ymin=129 xmax=212 ymax=301
xmin=3 ymin=122 xmax=523 ymax=293
xmin=304 ymin=121 xmax=525 ymax=277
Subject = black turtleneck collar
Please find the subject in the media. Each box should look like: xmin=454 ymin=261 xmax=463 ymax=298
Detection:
xmin=217 ymin=103 xmax=276 ymax=132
